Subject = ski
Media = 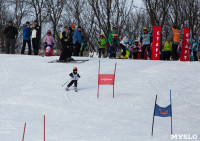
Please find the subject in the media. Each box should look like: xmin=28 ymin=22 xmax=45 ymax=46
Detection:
xmin=48 ymin=59 xmax=89 ymax=63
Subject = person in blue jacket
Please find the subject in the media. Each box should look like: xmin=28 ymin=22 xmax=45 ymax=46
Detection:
xmin=74 ymin=26 xmax=83 ymax=56
xmin=21 ymin=21 xmax=32 ymax=55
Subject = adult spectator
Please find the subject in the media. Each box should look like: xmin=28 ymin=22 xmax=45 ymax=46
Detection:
xmin=163 ymin=36 xmax=172 ymax=60
xmin=68 ymin=24 xmax=75 ymax=58
xmin=21 ymin=21 xmax=32 ymax=55
xmin=108 ymin=27 xmax=119 ymax=57
xmin=80 ymin=36 xmax=88 ymax=56
xmin=4 ymin=21 xmax=18 ymax=54
xmin=74 ymin=26 xmax=83 ymax=56
xmin=169 ymin=25 xmax=181 ymax=60
xmin=140 ymin=27 xmax=152 ymax=59
xmin=59 ymin=26 xmax=70 ymax=61
xmin=31 ymin=20 xmax=41 ymax=55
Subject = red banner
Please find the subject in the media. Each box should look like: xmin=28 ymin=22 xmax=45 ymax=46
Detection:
xmin=151 ymin=26 xmax=161 ymax=60
xmin=180 ymin=28 xmax=189 ymax=61
xmin=98 ymin=74 xmax=115 ymax=85
xmin=97 ymin=60 xmax=117 ymax=98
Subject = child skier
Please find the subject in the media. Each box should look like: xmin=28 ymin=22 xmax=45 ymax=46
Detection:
xmin=42 ymin=30 xmax=55 ymax=56
xmin=110 ymin=34 xmax=118 ymax=58
xmin=192 ymin=37 xmax=199 ymax=61
xmin=97 ymin=34 xmax=106 ymax=58
xmin=189 ymin=42 xmax=193 ymax=61
xmin=65 ymin=67 xmax=80 ymax=92
xmin=132 ymin=40 xmax=140 ymax=59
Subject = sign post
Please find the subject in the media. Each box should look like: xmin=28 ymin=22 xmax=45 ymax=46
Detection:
xmin=152 ymin=90 xmax=173 ymax=136
xmin=97 ymin=60 xmax=117 ymax=98
xmin=151 ymin=26 xmax=161 ymax=60
xmin=180 ymin=28 xmax=190 ymax=61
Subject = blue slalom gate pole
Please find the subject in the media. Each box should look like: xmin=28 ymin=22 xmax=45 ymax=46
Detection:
xmin=170 ymin=90 xmax=173 ymax=135
xmin=151 ymin=95 xmax=157 ymax=136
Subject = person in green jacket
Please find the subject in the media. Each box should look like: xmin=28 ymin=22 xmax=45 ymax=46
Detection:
xmin=163 ymin=36 xmax=172 ymax=60
xmin=97 ymin=34 xmax=106 ymax=58
xmin=108 ymin=27 xmax=119 ymax=57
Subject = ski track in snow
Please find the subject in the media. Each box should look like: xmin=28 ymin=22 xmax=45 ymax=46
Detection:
xmin=0 ymin=54 xmax=200 ymax=141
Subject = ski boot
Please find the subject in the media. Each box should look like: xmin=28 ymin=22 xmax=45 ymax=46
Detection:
xmin=75 ymin=87 xmax=78 ymax=92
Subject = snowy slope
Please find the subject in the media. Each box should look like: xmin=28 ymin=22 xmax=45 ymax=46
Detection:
xmin=0 ymin=54 xmax=200 ymax=141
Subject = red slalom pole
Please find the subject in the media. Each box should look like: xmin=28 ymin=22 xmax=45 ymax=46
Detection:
xmin=22 ymin=122 xmax=26 ymax=141
xmin=44 ymin=115 xmax=45 ymax=141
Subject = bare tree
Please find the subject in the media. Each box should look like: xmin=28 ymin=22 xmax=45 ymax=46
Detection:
xmin=45 ymin=0 xmax=66 ymax=49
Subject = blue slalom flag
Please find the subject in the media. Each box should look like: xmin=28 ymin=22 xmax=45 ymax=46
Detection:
xmin=154 ymin=104 xmax=172 ymax=117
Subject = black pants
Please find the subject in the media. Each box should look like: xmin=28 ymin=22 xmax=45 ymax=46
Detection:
xmin=110 ymin=46 xmax=117 ymax=58
xmin=67 ymin=80 xmax=77 ymax=87
xmin=69 ymin=44 xmax=73 ymax=57
xmin=163 ymin=51 xmax=171 ymax=60
xmin=5 ymin=39 xmax=15 ymax=54
xmin=59 ymin=46 xmax=70 ymax=61
xmin=120 ymin=44 xmax=126 ymax=56
xmin=74 ymin=42 xmax=81 ymax=56
xmin=172 ymin=44 xmax=178 ymax=60
xmin=32 ymin=38 xmax=39 ymax=55
xmin=98 ymin=48 xmax=105 ymax=58
xmin=193 ymin=51 xmax=198 ymax=61
xmin=21 ymin=40 xmax=31 ymax=55
xmin=140 ymin=44 xmax=151 ymax=59
xmin=133 ymin=52 xmax=139 ymax=58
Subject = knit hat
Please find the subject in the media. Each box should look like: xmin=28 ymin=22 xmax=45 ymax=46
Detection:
xmin=26 ymin=21 xmax=30 ymax=25
xmin=71 ymin=25 xmax=75 ymax=28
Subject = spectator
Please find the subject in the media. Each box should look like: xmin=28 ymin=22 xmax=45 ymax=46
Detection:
xmin=43 ymin=30 xmax=55 ymax=56
xmin=80 ymin=36 xmax=88 ymax=56
xmin=59 ymin=26 xmax=70 ymax=61
xmin=74 ymin=26 xmax=83 ymax=56
xmin=97 ymin=34 xmax=106 ymax=58
xmin=169 ymin=25 xmax=181 ymax=60
xmin=192 ymin=37 xmax=198 ymax=61
xmin=132 ymin=40 xmax=140 ymax=59
xmin=108 ymin=27 xmax=119 ymax=57
xmin=128 ymin=38 xmax=133 ymax=59
xmin=31 ymin=20 xmax=41 ymax=55
xmin=4 ymin=21 xmax=18 ymax=54
xmin=110 ymin=34 xmax=118 ymax=58
xmin=69 ymin=24 xmax=75 ymax=58
xmin=21 ymin=21 xmax=32 ymax=55
xmin=140 ymin=27 xmax=152 ymax=59
xmin=189 ymin=42 xmax=194 ymax=61
xmin=119 ymin=35 xmax=129 ymax=58
xmin=163 ymin=36 xmax=172 ymax=60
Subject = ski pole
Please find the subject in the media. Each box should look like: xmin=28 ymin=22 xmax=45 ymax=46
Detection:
xmin=62 ymin=78 xmax=71 ymax=87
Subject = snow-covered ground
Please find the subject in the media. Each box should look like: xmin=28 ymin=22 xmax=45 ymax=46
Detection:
xmin=0 ymin=54 xmax=199 ymax=141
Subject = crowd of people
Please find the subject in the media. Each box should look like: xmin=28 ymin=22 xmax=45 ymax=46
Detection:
xmin=3 ymin=20 xmax=199 ymax=61
xmin=97 ymin=26 xmax=199 ymax=61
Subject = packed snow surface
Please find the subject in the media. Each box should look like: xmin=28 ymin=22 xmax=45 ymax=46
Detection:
xmin=0 ymin=54 xmax=200 ymax=141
